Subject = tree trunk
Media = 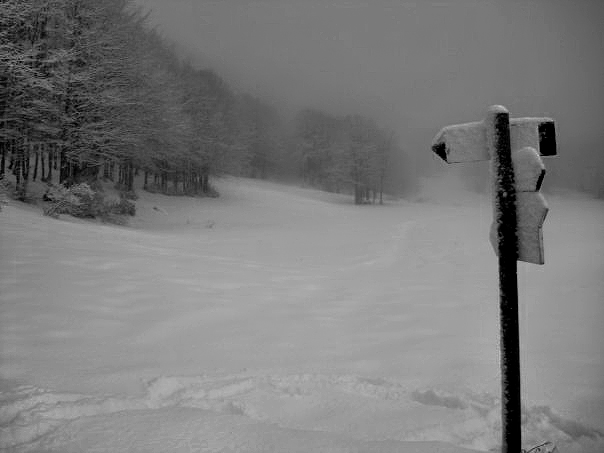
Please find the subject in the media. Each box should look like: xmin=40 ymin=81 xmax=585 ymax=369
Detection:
xmin=15 ymin=147 xmax=28 ymax=201
xmin=40 ymin=151 xmax=46 ymax=181
xmin=201 ymin=165 xmax=209 ymax=194
xmin=127 ymin=162 xmax=134 ymax=192
xmin=59 ymin=150 xmax=68 ymax=184
xmin=0 ymin=142 xmax=5 ymax=177
xmin=202 ymin=173 xmax=208 ymax=194
xmin=14 ymin=151 xmax=21 ymax=184
xmin=46 ymin=150 xmax=52 ymax=182
xmin=33 ymin=151 xmax=39 ymax=181
xmin=23 ymin=149 xmax=30 ymax=181
xmin=8 ymin=142 xmax=14 ymax=171
xmin=20 ymin=150 xmax=29 ymax=200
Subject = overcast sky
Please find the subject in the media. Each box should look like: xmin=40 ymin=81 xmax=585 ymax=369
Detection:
xmin=133 ymin=0 xmax=604 ymax=165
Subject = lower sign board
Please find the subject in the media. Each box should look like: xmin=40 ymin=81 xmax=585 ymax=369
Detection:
xmin=490 ymin=192 xmax=548 ymax=265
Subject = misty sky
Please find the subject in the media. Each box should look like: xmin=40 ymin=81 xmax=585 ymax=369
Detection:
xmin=134 ymin=0 xmax=604 ymax=165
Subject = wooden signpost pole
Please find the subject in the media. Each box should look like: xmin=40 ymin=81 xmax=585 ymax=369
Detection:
xmin=432 ymin=105 xmax=556 ymax=453
xmin=486 ymin=106 xmax=521 ymax=453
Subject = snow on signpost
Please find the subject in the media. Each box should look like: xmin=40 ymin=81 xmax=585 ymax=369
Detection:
xmin=431 ymin=105 xmax=556 ymax=453
xmin=432 ymin=117 xmax=555 ymax=163
xmin=490 ymin=146 xmax=548 ymax=264
xmin=432 ymin=111 xmax=555 ymax=263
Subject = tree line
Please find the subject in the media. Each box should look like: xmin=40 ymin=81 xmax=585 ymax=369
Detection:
xmin=1 ymin=0 xmax=404 ymax=206
xmin=292 ymin=109 xmax=397 ymax=204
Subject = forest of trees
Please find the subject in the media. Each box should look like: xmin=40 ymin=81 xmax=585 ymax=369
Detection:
xmin=2 ymin=0 xmax=603 ymax=217
xmin=0 ymin=0 xmax=403 ymax=209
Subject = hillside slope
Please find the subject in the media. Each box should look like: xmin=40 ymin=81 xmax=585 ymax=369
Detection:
xmin=1 ymin=177 xmax=602 ymax=452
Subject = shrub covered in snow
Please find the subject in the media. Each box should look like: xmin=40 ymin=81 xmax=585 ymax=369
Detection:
xmin=43 ymin=183 xmax=135 ymax=221
xmin=43 ymin=183 xmax=99 ymax=218
xmin=111 ymin=196 xmax=136 ymax=216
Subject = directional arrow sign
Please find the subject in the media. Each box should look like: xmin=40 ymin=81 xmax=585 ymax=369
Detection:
xmin=515 ymin=192 xmax=548 ymax=264
xmin=488 ymin=146 xmax=548 ymax=264
xmin=432 ymin=115 xmax=555 ymax=264
xmin=513 ymin=147 xmax=548 ymax=265
xmin=432 ymin=118 xmax=556 ymax=163
xmin=489 ymin=195 xmax=549 ymax=265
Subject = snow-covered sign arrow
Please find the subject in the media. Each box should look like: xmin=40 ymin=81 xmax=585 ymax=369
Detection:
xmin=490 ymin=146 xmax=548 ymax=264
xmin=432 ymin=110 xmax=556 ymax=264
xmin=432 ymin=117 xmax=556 ymax=163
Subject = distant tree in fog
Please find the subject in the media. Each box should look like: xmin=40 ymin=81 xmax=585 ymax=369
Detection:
xmin=292 ymin=109 xmax=397 ymax=204
xmin=293 ymin=109 xmax=346 ymax=191
xmin=229 ymin=94 xmax=285 ymax=180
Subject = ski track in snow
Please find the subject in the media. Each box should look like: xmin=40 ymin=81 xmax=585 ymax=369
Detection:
xmin=1 ymin=176 xmax=603 ymax=452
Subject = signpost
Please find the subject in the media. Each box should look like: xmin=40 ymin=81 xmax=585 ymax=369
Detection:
xmin=432 ymin=105 xmax=556 ymax=453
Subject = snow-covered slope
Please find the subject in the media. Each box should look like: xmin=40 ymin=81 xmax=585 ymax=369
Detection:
xmin=0 ymin=177 xmax=602 ymax=452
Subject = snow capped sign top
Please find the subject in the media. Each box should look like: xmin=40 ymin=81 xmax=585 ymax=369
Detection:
xmin=431 ymin=107 xmax=557 ymax=265
xmin=432 ymin=118 xmax=556 ymax=163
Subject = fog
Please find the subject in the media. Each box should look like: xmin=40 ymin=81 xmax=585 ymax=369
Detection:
xmin=134 ymin=0 xmax=604 ymax=184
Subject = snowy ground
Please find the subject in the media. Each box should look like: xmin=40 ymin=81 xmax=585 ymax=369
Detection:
xmin=0 ymin=176 xmax=603 ymax=452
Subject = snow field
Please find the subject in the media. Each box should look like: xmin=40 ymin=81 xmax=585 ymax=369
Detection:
xmin=0 ymin=176 xmax=603 ymax=452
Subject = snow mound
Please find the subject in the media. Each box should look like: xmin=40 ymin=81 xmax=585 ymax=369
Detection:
xmin=0 ymin=386 xmax=147 ymax=449
xmin=2 ymin=373 xmax=602 ymax=452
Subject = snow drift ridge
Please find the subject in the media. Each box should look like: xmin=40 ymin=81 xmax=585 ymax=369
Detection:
xmin=1 ymin=373 xmax=602 ymax=452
